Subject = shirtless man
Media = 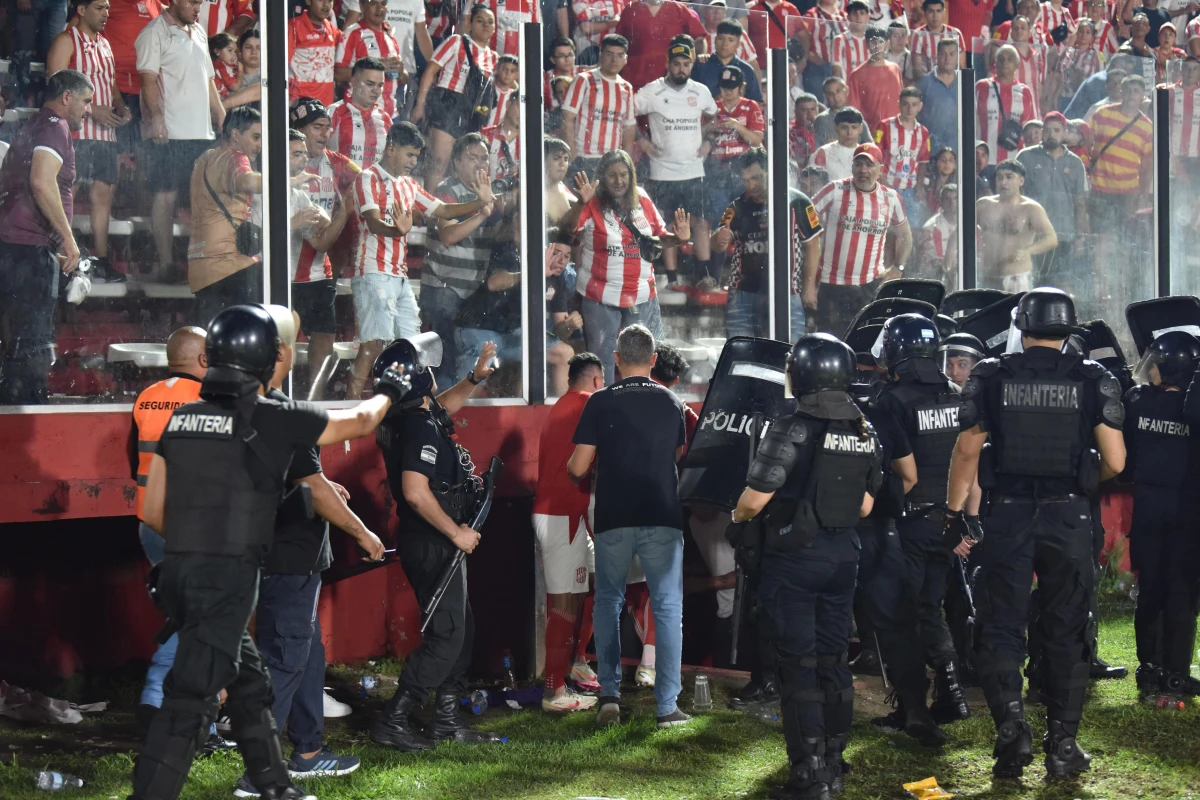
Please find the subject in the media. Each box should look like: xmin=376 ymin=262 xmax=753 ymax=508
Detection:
xmin=976 ymin=159 xmax=1058 ymax=292
xmin=545 ymin=136 xmax=577 ymax=226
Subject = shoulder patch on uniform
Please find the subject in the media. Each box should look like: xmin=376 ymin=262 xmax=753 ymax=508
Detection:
xmin=420 ymin=444 xmax=438 ymax=464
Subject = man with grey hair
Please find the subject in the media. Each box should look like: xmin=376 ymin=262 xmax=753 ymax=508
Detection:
xmin=568 ymin=324 xmax=691 ymax=730
xmin=0 ymin=67 xmax=94 ymax=404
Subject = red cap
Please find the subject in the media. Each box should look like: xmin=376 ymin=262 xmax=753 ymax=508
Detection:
xmin=853 ymin=143 xmax=884 ymax=164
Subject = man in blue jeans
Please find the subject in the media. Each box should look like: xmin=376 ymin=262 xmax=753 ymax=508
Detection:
xmin=568 ymin=324 xmax=691 ymax=728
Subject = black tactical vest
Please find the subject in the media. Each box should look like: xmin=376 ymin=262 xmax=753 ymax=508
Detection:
xmin=1127 ymin=386 xmax=1192 ymax=489
xmin=994 ymin=353 xmax=1085 ymax=479
xmin=808 ymin=418 xmax=879 ymax=529
xmin=886 ymin=372 xmax=960 ymax=504
xmin=160 ymin=397 xmax=290 ymax=557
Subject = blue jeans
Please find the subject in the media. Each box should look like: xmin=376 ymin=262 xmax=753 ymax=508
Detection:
xmin=581 ymin=297 xmax=665 ymax=384
xmin=593 ymin=526 xmax=684 ymax=716
xmin=724 ymin=290 xmax=808 ymax=340
xmin=418 ymin=283 xmax=464 ymax=385
xmin=137 ymin=523 xmax=217 ymax=735
xmin=256 ymin=574 xmax=325 ymax=754
xmin=455 ymin=327 xmax=521 ymax=381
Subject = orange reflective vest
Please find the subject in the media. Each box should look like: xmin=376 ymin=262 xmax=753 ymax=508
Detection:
xmin=132 ymin=374 xmax=202 ymax=519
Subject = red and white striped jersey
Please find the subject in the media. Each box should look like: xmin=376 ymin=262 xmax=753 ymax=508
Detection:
xmin=337 ymin=23 xmax=402 ymax=119
xmin=812 ymin=177 xmax=907 ymax=285
xmin=922 ymin=210 xmax=955 ymax=261
xmin=1013 ymin=46 xmax=1046 ymax=114
xmin=1170 ymin=83 xmax=1200 ymax=158
xmin=68 ymin=27 xmax=116 ymax=143
xmin=197 ymin=0 xmax=253 ymax=38
xmin=1090 ymin=19 xmax=1119 ymax=54
xmin=1059 ymin=46 xmax=1103 ymax=86
xmin=352 ymin=164 xmax=443 ymax=277
xmin=295 ymin=148 xmax=361 ymax=283
xmin=706 ymin=29 xmax=758 ymax=65
xmin=289 ymin=11 xmax=339 ymax=106
xmin=574 ymin=188 xmax=667 ymax=307
xmin=1035 ymin=3 xmax=1075 ymax=41
xmin=803 ymin=6 xmax=847 ymax=63
xmin=431 ymin=35 xmax=499 ymax=94
xmin=327 ymin=99 xmax=391 ymax=168
xmin=213 ymin=58 xmax=239 ymax=98
xmin=481 ymin=124 xmax=521 ymax=179
xmin=832 ymin=31 xmax=870 ymax=78
xmin=975 ymin=77 xmax=1036 ymax=163
xmin=544 ymin=68 xmax=580 ymax=108
xmin=562 ymin=69 xmax=637 ymax=158
xmin=572 ymin=0 xmax=625 ymax=51
xmin=709 ymin=97 xmax=765 ymax=161
xmin=487 ymin=86 xmax=515 ymax=128
xmin=1071 ymin=0 xmax=1114 ymax=24
xmin=875 ymin=116 xmax=930 ymax=190
xmin=911 ymin=25 xmax=966 ymax=63
xmin=477 ymin=0 xmax=541 ymax=57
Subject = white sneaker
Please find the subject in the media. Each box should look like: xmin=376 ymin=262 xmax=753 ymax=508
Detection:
xmin=322 ymin=690 xmax=351 ymax=718
xmin=635 ymin=666 xmax=656 ymax=688
xmin=541 ymin=689 xmax=599 ymax=713
xmin=568 ymin=662 xmax=601 ymax=693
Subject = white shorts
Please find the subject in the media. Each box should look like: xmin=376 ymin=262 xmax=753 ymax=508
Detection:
xmin=1000 ymin=271 xmax=1031 ymax=294
xmin=690 ymin=511 xmax=737 ymax=618
xmin=533 ymin=513 xmax=594 ymax=594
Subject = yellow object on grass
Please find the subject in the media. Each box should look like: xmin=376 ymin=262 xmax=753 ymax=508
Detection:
xmin=902 ymin=776 xmax=953 ymax=799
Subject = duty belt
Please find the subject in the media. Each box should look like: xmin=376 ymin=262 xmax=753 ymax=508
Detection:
xmin=902 ymin=501 xmax=943 ymax=519
xmin=993 ymin=493 xmax=1086 ymax=504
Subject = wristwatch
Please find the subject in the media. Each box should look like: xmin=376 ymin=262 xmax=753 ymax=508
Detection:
xmin=467 ymin=372 xmax=486 ymax=385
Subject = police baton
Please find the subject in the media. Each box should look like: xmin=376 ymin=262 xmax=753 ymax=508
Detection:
xmin=730 ymin=411 xmax=764 ymax=665
xmin=420 ymin=456 xmax=503 ymax=634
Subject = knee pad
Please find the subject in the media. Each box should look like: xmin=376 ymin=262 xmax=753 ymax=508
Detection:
xmin=237 ymin=708 xmax=290 ymax=792
xmin=129 ymin=708 xmax=208 ymax=800
xmin=225 ymin=676 xmax=275 ymax=730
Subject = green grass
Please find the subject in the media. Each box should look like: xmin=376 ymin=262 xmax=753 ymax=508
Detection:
xmin=3 ymin=593 xmax=1200 ymax=799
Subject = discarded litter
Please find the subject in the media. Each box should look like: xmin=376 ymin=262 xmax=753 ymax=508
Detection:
xmin=903 ymin=777 xmax=952 ymax=799
xmin=1 ymin=682 xmax=106 ymax=725
xmin=35 ymin=771 xmax=83 ymax=790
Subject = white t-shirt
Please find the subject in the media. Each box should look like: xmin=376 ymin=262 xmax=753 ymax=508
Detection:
xmin=812 ymin=141 xmax=856 ymax=182
xmin=135 ymin=13 xmax=216 ymax=141
xmin=387 ymin=0 xmax=427 ymax=74
xmin=633 ymin=78 xmax=718 ymax=181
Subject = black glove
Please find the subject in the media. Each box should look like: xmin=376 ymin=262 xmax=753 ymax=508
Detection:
xmin=964 ymin=514 xmax=985 ymax=546
xmin=725 ymin=519 xmax=747 ymax=548
xmin=943 ymin=509 xmax=969 ymax=551
xmin=374 ymin=364 xmax=412 ymax=405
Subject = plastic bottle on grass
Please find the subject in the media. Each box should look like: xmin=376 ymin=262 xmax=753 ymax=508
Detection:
xmin=746 ymin=704 xmax=780 ymax=723
xmin=35 ymin=771 xmax=83 ymax=790
xmin=462 ymin=690 xmax=489 ymax=715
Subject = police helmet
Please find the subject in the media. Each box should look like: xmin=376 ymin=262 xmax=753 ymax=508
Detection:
xmin=787 ymin=333 xmax=857 ymax=395
xmin=875 ymin=313 xmax=940 ymax=369
xmin=938 ymin=332 xmax=985 ymax=385
xmin=204 ymin=304 xmax=280 ymax=390
xmin=1013 ymin=287 xmax=1083 ymax=337
xmin=371 ymin=332 xmax=445 ymax=407
xmin=1132 ymin=330 xmax=1200 ymax=387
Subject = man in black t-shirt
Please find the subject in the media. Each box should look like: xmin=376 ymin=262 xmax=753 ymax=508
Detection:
xmin=371 ymin=334 xmax=505 ymax=752
xmin=567 ymin=324 xmax=691 ymax=730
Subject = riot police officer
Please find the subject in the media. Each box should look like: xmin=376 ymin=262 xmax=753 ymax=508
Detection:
xmin=1124 ymin=331 xmax=1200 ymax=700
xmin=131 ymin=305 xmax=411 ymax=800
xmin=370 ymin=334 xmax=504 ymax=751
xmin=731 ymin=334 xmax=883 ymax=800
xmin=939 ymin=333 xmax=986 ymax=389
xmin=874 ymin=314 xmax=971 ymax=725
xmin=945 ymin=287 xmax=1126 ymax=780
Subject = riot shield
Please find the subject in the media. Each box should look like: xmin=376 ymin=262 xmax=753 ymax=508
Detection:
xmin=1125 ymin=297 xmax=1200 ymax=356
xmin=958 ymin=293 xmax=1024 ymax=358
xmin=679 ymin=337 xmax=793 ymax=511
xmin=935 ymin=314 xmax=958 ymax=339
xmin=842 ymin=298 xmax=939 ymax=342
xmin=941 ymin=289 xmax=1011 ymax=320
xmin=873 ymin=278 xmax=947 ymax=309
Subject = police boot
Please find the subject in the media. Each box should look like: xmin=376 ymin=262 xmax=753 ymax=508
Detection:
xmin=1136 ymin=663 xmax=1164 ymax=701
xmin=824 ymin=734 xmax=850 ymax=795
xmin=1162 ymin=672 xmax=1200 ymax=697
xmin=370 ymin=690 xmax=435 ymax=751
xmin=768 ymin=737 xmax=832 ymax=800
xmin=1089 ymin=654 xmax=1128 ymax=681
xmin=1043 ymin=719 xmax=1091 ymax=778
xmin=929 ymin=661 xmax=971 ymax=724
xmin=257 ymin=786 xmax=317 ymax=800
xmin=429 ymin=692 xmax=504 ymax=744
xmin=903 ymin=701 xmax=946 ymax=747
xmin=990 ymin=701 xmax=1034 ymax=779
xmin=731 ymin=678 xmax=780 ymax=710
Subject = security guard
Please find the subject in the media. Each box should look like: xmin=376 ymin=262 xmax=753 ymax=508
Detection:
xmin=731 ymin=334 xmax=882 ymax=800
xmin=874 ymin=314 xmax=971 ymax=725
xmin=130 ymin=305 xmax=411 ymax=800
xmin=1124 ymin=331 xmax=1200 ymax=700
xmin=945 ymin=287 xmax=1126 ymax=780
xmin=370 ymin=334 xmax=504 ymax=751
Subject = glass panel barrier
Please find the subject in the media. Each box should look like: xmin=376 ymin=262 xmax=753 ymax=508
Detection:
xmin=552 ymin=2 xmax=768 ymax=399
xmin=973 ymin=37 xmax=1156 ymax=352
xmin=787 ymin=13 xmax=962 ymax=339
xmin=1166 ymin=58 xmax=1200 ymax=297
xmin=0 ymin=9 xmax=266 ymax=407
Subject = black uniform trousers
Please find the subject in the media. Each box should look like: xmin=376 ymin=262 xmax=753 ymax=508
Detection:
xmin=131 ymin=554 xmax=288 ymax=800
xmin=856 ymin=517 xmax=929 ymax=708
xmin=973 ymin=498 xmax=1094 ymax=730
xmin=396 ymin=530 xmax=474 ymax=697
xmin=897 ymin=512 xmax=958 ymax=667
xmin=759 ymin=530 xmax=859 ymax=761
xmin=1129 ymin=486 xmax=1200 ymax=674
